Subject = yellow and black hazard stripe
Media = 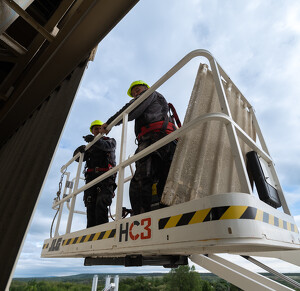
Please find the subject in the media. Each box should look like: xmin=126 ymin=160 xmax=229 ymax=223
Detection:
xmin=158 ymin=206 xmax=299 ymax=233
xmin=62 ymin=228 xmax=116 ymax=247
xmin=42 ymin=243 xmax=49 ymax=249
xmin=42 ymin=229 xmax=116 ymax=250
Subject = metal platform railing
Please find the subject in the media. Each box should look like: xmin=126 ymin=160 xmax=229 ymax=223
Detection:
xmin=51 ymin=49 xmax=290 ymax=237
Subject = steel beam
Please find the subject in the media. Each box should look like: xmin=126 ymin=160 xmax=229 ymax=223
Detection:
xmin=3 ymin=0 xmax=55 ymax=42
xmin=190 ymin=254 xmax=293 ymax=291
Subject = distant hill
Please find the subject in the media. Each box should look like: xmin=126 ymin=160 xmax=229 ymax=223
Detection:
xmin=11 ymin=272 xmax=300 ymax=290
xmin=12 ymin=272 xmax=300 ymax=283
xmin=13 ymin=272 xmax=166 ymax=281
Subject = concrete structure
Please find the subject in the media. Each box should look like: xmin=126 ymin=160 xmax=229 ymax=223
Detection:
xmin=0 ymin=1 xmax=138 ymax=290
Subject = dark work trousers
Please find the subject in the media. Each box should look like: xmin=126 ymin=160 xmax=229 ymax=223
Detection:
xmin=84 ymin=174 xmax=115 ymax=228
xmin=129 ymin=132 xmax=176 ymax=215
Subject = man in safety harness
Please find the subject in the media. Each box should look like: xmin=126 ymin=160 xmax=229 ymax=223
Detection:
xmin=74 ymin=120 xmax=117 ymax=227
xmin=101 ymin=81 xmax=180 ymax=215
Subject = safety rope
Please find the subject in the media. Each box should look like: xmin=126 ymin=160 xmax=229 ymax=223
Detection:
xmin=109 ymin=205 xmax=115 ymax=221
xmin=50 ymin=168 xmax=67 ymax=238
xmin=109 ymin=206 xmax=132 ymax=221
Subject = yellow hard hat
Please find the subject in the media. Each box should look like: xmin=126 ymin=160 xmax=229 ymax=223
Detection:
xmin=127 ymin=80 xmax=149 ymax=97
xmin=90 ymin=120 xmax=103 ymax=133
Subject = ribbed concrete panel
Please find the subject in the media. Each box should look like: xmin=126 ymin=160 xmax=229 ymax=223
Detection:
xmin=0 ymin=60 xmax=87 ymax=290
xmin=162 ymin=64 xmax=256 ymax=205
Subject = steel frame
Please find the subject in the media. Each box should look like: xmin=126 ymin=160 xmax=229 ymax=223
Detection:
xmin=3 ymin=0 xmax=55 ymax=42
xmin=190 ymin=254 xmax=295 ymax=291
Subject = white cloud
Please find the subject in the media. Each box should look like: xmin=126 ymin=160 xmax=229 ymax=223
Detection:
xmin=285 ymin=4 xmax=300 ymax=33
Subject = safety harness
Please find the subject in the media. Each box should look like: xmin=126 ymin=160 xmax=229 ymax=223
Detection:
xmin=86 ymin=164 xmax=113 ymax=173
xmin=137 ymin=103 xmax=181 ymax=141
xmin=168 ymin=102 xmax=182 ymax=128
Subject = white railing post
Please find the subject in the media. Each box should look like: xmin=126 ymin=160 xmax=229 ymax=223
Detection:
xmin=66 ymin=177 xmax=86 ymax=215
xmin=115 ymin=113 xmax=128 ymax=220
xmin=91 ymin=274 xmax=98 ymax=291
xmin=66 ymin=152 xmax=84 ymax=233
xmin=209 ymin=57 xmax=252 ymax=194
xmin=249 ymin=107 xmax=290 ymax=214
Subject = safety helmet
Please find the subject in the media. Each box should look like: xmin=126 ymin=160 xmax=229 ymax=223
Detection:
xmin=90 ymin=120 xmax=103 ymax=133
xmin=127 ymin=80 xmax=150 ymax=97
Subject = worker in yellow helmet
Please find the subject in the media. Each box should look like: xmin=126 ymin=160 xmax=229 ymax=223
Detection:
xmin=73 ymin=120 xmax=116 ymax=227
xmin=100 ymin=81 xmax=177 ymax=215
xmin=126 ymin=80 xmax=150 ymax=97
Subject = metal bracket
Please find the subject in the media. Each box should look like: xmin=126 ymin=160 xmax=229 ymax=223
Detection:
xmin=84 ymin=255 xmax=188 ymax=268
xmin=66 ymin=181 xmax=73 ymax=189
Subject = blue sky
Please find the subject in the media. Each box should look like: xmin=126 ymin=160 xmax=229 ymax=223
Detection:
xmin=13 ymin=0 xmax=300 ymax=278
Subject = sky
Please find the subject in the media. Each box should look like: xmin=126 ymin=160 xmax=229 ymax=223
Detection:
xmin=13 ymin=0 xmax=300 ymax=279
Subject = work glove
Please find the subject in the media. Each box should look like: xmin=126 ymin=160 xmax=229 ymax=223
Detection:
xmin=78 ymin=145 xmax=86 ymax=153
xmin=73 ymin=145 xmax=85 ymax=162
xmin=83 ymin=134 xmax=94 ymax=143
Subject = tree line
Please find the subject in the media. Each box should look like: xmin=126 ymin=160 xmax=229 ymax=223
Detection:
xmin=10 ymin=265 xmax=242 ymax=290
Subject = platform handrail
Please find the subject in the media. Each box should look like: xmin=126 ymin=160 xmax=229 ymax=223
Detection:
xmin=53 ymin=112 xmax=286 ymax=209
xmin=56 ymin=112 xmax=273 ymax=207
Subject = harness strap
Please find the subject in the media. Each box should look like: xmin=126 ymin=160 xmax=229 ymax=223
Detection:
xmin=87 ymin=164 xmax=112 ymax=173
xmin=138 ymin=121 xmax=175 ymax=140
xmin=160 ymin=114 xmax=169 ymax=135
xmin=168 ymin=102 xmax=182 ymax=128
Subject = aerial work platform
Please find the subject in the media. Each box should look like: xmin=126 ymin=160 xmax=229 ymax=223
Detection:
xmin=42 ymin=50 xmax=300 ymax=290
xmin=42 ymin=192 xmax=299 ymax=258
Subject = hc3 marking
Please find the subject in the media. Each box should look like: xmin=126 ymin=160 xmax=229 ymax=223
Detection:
xmin=119 ymin=217 xmax=151 ymax=242
xmin=48 ymin=238 xmax=62 ymax=252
